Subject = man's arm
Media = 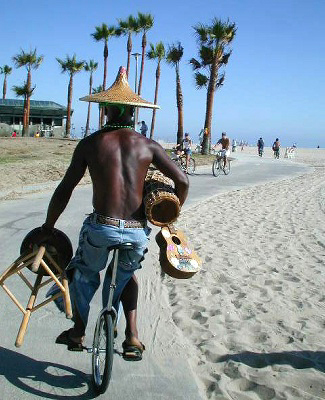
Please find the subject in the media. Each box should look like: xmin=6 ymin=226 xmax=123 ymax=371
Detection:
xmin=151 ymin=142 xmax=189 ymax=206
xmin=43 ymin=141 xmax=87 ymax=229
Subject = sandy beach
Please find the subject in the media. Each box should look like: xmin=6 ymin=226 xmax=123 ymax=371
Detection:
xmin=0 ymin=142 xmax=324 ymax=399
xmin=163 ymin=147 xmax=325 ymax=399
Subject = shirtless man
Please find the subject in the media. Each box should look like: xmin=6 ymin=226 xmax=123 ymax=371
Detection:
xmin=41 ymin=67 xmax=189 ymax=359
xmin=216 ymin=132 xmax=230 ymax=167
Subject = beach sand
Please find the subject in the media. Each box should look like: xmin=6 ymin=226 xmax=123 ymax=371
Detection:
xmin=158 ymin=147 xmax=325 ymax=399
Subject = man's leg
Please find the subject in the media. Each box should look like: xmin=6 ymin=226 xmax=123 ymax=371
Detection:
xmin=120 ymin=275 xmax=141 ymax=346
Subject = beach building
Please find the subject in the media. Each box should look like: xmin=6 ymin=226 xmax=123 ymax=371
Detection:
xmin=0 ymin=99 xmax=71 ymax=137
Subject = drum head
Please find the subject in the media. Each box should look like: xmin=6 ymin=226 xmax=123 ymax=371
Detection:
xmin=20 ymin=227 xmax=73 ymax=273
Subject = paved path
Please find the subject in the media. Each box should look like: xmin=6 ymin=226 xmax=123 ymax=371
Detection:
xmin=0 ymin=154 xmax=310 ymax=399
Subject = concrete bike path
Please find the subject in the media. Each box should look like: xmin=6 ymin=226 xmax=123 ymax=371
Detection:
xmin=0 ymin=154 xmax=310 ymax=400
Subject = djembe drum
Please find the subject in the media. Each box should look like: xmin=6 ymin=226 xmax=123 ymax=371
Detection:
xmin=143 ymin=169 xmax=180 ymax=226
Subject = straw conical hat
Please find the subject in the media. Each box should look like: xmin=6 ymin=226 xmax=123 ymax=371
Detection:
xmin=80 ymin=66 xmax=160 ymax=109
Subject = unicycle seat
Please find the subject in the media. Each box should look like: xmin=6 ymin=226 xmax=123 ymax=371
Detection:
xmin=107 ymin=242 xmax=135 ymax=252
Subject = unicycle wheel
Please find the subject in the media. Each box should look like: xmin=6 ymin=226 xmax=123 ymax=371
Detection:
xmin=92 ymin=312 xmax=114 ymax=394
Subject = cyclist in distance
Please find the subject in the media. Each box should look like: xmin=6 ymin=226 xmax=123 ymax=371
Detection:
xmin=40 ymin=67 xmax=189 ymax=359
xmin=181 ymin=132 xmax=193 ymax=173
xmin=272 ymin=138 xmax=281 ymax=159
xmin=215 ymin=132 xmax=230 ymax=167
xmin=257 ymin=137 xmax=264 ymax=157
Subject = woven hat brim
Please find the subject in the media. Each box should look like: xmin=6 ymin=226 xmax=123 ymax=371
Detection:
xmin=80 ymin=94 xmax=160 ymax=109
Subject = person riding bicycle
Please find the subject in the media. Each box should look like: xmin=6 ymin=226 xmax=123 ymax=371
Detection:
xmin=215 ymin=132 xmax=230 ymax=168
xmin=272 ymin=138 xmax=281 ymax=159
xmin=41 ymin=67 xmax=189 ymax=358
xmin=257 ymin=137 xmax=264 ymax=156
xmin=181 ymin=132 xmax=192 ymax=173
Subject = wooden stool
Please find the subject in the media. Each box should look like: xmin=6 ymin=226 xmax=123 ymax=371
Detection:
xmin=0 ymin=227 xmax=73 ymax=347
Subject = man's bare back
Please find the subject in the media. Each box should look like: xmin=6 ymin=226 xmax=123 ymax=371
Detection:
xmin=44 ymin=128 xmax=188 ymax=227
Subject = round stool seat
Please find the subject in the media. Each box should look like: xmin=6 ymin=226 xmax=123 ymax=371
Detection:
xmin=20 ymin=227 xmax=73 ymax=275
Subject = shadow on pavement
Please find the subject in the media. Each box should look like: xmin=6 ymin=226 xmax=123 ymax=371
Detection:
xmin=0 ymin=346 xmax=97 ymax=399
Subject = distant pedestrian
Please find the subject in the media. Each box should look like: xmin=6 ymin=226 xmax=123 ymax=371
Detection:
xmin=11 ymin=130 xmax=17 ymax=137
xmin=139 ymin=121 xmax=148 ymax=137
xmin=272 ymin=138 xmax=280 ymax=159
xmin=257 ymin=137 xmax=264 ymax=157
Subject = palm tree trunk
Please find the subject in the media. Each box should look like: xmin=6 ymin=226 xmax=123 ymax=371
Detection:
xmin=66 ymin=74 xmax=73 ymax=138
xmin=25 ymin=68 xmax=31 ymax=137
xmin=85 ymin=74 xmax=93 ymax=136
xmin=3 ymin=76 xmax=7 ymax=99
xmin=126 ymin=33 xmax=132 ymax=79
xmin=150 ymin=62 xmax=160 ymax=139
xmin=176 ymin=65 xmax=184 ymax=145
xmin=138 ymin=32 xmax=146 ymax=95
xmin=22 ymin=95 xmax=27 ymax=137
xmin=201 ymin=57 xmax=218 ymax=155
xmin=100 ymin=41 xmax=108 ymax=128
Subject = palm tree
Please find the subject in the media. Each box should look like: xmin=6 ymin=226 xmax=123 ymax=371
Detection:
xmin=0 ymin=65 xmax=12 ymax=99
xmin=190 ymin=18 xmax=236 ymax=154
xmin=56 ymin=55 xmax=84 ymax=138
xmin=12 ymin=49 xmax=43 ymax=136
xmin=91 ymin=24 xmax=117 ymax=127
xmin=166 ymin=42 xmax=184 ymax=145
xmin=117 ymin=15 xmax=140 ymax=79
xmin=137 ymin=12 xmax=154 ymax=96
xmin=92 ymin=85 xmax=103 ymax=130
xmin=146 ymin=41 xmax=165 ymax=139
xmin=12 ymin=82 xmax=35 ymax=134
xmin=84 ymin=60 xmax=98 ymax=137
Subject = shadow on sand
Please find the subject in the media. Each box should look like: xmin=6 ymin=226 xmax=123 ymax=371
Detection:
xmin=0 ymin=346 xmax=98 ymax=399
xmin=218 ymin=350 xmax=325 ymax=372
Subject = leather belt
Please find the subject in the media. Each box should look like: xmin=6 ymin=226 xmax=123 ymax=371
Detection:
xmin=95 ymin=214 xmax=146 ymax=229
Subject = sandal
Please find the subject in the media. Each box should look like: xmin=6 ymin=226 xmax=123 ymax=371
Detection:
xmin=122 ymin=340 xmax=145 ymax=361
xmin=56 ymin=328 xmax=85 ymax=351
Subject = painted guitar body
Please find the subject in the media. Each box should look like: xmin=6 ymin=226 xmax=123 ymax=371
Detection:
xmin=155 ymin=225 xmax=202 ymax=279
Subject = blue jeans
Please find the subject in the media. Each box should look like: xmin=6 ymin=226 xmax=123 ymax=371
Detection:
xmin=55 ymin=214 xmax=150 ymax=327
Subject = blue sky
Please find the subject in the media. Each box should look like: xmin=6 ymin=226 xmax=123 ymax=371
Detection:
xmin=1 ymin=0 xmax=324 ymax=147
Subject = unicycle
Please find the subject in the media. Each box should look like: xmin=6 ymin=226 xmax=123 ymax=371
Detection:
xmin=90 ymin=242 xmax=134 ymax=394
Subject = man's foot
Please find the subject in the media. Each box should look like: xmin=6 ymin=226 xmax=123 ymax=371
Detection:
xmin=122 ymin=336 xmax=145 ymax=361
xmin=55 ymin=328 xmax=85 ymax=352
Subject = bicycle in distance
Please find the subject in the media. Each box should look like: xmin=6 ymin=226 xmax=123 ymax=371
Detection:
xmin=170 ymin=147 xmax=196 ymax=175
xmin=212 ymin=150 xmax=231 ymax=177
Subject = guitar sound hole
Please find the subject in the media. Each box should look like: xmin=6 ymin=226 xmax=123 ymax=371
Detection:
xmin=172 ymin=236 xmax=181 ymax=245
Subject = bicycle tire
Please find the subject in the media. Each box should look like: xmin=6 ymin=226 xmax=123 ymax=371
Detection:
xmin=92 ymin=312 xmax=114 ymax=394
xmin=212 ymin=159 xmax=221 ymax=177
xmin=223 ymin=159 xmax=230 ymax=175
xmin=187 ymin=158 xmax=196 ymax=175
xmin=180 ymin=157 xmax=187 ymax=172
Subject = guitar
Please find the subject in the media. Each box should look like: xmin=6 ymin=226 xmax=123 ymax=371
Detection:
xmin=155 ymin=225 xmax=202 ymax=279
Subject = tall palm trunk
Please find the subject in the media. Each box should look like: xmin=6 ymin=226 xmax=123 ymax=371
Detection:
xmin=22 ymin=95 xmax=27 ymax=137
xmin=126 ymin=33 xmax=132 ymax=79
xmin=138 ymin=32 xmax=147 ymax=95
xmin=66 ymin=74 xmax=73 ymax=138
xmin=100 ymin=41 xmax=108 ymax=127
xmin=176 ymin=64 xmax=184 ymax=144
xmin=85 ymin=73 xmax=93 ymax=136
xmin=201 ymin=55 xmax=218 ymax=154
xmin=3 ymin=76 xmax=7 ymax=99
xmin=23 ymin=68 xmax=32 ymax=137
xmin=150 ymin=62 xmax=160 ymax=139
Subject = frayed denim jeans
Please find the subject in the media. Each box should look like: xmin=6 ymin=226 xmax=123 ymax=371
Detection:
xmin=61 ymin=214 xmax=150 ymax=327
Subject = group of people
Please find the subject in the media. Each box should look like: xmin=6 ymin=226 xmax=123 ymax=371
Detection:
xmin=257 ymin=137 xmax=281 ymax=158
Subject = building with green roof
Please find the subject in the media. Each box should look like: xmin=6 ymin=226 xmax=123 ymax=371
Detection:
xmin=0 ymin=99 xmax=72 ymax=137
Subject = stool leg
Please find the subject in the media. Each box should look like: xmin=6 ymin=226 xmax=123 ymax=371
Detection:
xmin=15 ymin=273 xmax=43 ymax=347
xmin=62 ymin=273 xmax=72 ymax=319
